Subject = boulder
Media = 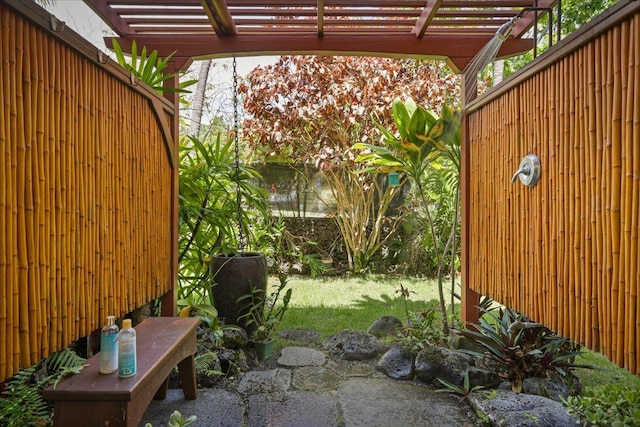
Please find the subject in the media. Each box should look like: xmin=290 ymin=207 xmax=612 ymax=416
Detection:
xmin=522 ymin=377 xmax=570 ymax=402
xmin=376 ymin=345 xmax=415 ymax=380
xmin=468 ymin=389 xmax=579 ymax=427
xmin=367 ymin=316 xmax=403 ymax=339
xmin=323 ymin=329 xmax=382 ymax=361
xmin=221 ymin=327 xmax=249 ymax=349
xmin=414 ymin=346 xmax=474 ymax=386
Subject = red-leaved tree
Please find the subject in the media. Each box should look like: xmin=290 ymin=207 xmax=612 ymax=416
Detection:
xmin=239 ymin=55 xmax=460 ymax=165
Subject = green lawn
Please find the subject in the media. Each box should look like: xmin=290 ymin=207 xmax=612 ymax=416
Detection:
xmin=277 ymin=274 xmax=444 ymax=338
xmin=273 ymin=274 xmax=640 ymax=390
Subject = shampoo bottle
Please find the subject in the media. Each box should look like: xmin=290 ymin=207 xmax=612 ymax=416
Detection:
xmin=99 ymin=315 xmax=119 ymax=374
xmin=118 ymin=319 xmax=137 ymax=378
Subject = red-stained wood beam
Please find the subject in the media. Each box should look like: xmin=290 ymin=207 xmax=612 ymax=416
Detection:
xmin=106 ymin=33 xmax=533 ymax=73
xmin=317 ymin=0 xmax=324 ymax=36
xmin=511 ymin=0 xmax=557 ymax=38
xmin=84 ymin=0 xmax=132 ymax=36
xmin=413 ymin=0 xmax=443 ymax=38
xmin=200 ymin=0 xmax=237 ymax=36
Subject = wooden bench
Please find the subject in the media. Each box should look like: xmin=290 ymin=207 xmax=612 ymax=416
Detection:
xmin=43 ymin=317 xmax=201 ymax=427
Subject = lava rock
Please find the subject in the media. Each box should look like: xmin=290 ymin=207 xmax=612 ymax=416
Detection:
xmin=367 ymin=316 xmax=403 ymax=339
xmin=323 ymin=329 xmax=382 ymax=361
xmin=376 ymin=345 xmax=415 ymax=380
xmin=414 ymin=346 xmax=474 ymax=386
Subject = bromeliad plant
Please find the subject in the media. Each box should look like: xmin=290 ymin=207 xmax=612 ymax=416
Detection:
xmin=454 ymin=307 xmax=593 ymax=393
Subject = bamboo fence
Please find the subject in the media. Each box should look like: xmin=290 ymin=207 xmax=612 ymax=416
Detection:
xmin=0 ymin=6 xmax=174 ymax=381
xmin=467 ymin=10 xmax=639 ymax=375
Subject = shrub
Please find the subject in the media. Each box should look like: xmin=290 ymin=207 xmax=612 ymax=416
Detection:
xmin=562 ymin=385 xmax=640 ymax=427
xmin=454 ymin=307 xmax=592 ymax=392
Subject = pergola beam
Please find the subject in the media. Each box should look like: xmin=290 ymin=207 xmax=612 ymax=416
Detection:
xmin=106 ymin=33 xmax=533 ymax=73
xmin=413 ymin=0 xmax=443 ymax=38
xmin=200 ymin=0 xmax=237 ymax=36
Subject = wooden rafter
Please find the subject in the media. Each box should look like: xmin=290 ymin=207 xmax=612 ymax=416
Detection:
xmin=88 ymin=0 xmax=557 ymax=73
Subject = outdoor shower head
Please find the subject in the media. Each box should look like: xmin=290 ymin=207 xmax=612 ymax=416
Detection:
xmin=496 ymin=9 xmax=527 ymax=41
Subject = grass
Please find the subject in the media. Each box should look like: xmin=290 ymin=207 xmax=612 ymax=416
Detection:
xmin=276 ymin=274 xmax=445 ymax=339
xmin=272 ymin=274 xmax=640 ymax=391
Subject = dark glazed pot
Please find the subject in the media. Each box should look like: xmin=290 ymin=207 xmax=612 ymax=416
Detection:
xmin=210 ymin=252 xmax=268 ymax=331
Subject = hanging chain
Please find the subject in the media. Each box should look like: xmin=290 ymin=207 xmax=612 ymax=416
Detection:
xmin=232 ymin=57 xmax=245 ymax=252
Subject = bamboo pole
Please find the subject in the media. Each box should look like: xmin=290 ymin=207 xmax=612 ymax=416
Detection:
xmin=609 ymin=26 xmax=624 ymax=365
xmin=14 ymin=16 xmax=33 ymax=369
xmin=549 ymin=62 xmax=559 ymax=331
xmin=36 ymin=31 xmax=50 ymax=357
xmin=0 ymin=7 xmax=10 ymax=380
xmin=630 ymin=13 xmax=639 ymax=375
xmin=23 ymin=23 xmax=41 ymax=365
xmin=619 ymin=19 xmax=633 ymax=372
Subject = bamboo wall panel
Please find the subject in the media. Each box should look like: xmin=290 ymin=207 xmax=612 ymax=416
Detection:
xmin=467 ymin=11 xmax=639 ymax=374
xmin=0 ymin=6 xmax=174 ymax=381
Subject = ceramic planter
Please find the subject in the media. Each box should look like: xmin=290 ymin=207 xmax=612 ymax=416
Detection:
xmin=252 ymin=339 xmax=275 ymax=360
xmin=210 ymin=252 xmax=268 ymax=333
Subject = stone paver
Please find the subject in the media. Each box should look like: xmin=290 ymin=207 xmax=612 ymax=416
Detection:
xmin=247 ymin=391 xmax=338 ymax=427
xmin=140 ymin=389 xmax=244 ymax=427
xmin=237 ymin=368 xmax=291 ymax=395
xmin=278 ymin=346 xmax=326 ymax=366
xmin=138 ymin=344 xmax=490 ymax=427
xmin=337 ymin=377 xmax=475 ymax=427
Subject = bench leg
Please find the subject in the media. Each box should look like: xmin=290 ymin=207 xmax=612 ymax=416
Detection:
xmin=177 ymin=355 xmax=197 ymax=399
xmin=153 ymin=376 xmax=170 ymax=400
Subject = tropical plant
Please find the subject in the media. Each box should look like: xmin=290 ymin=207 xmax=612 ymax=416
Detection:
xmin=354 ymin=98 xmax=461 ymax=332
xmin=397 ymin=308 xmax=446 ymax=353
xmin=561 ymin=385 xmax=640 ymax=427
xmin=0 ymin=349 xmax=87 ymax=427
xmin=240 ymin=56 xmax=459 ymax=274
xmin=177 ymin=295 xmax=241 ymax=346
xmin=454 ymin=307 xmax=593 ymax=393
xmin=237 ymin=273 xmax=293 ymax=342
xmin=321 ymin=158 xmax=404 ymax=274
xmin=436 ymin=369 xmax=485 ymax=401
xmin=111 ymin=39 xmax=196 ymax=95
xmin=145 ymin=410 xmax=197 ymax=427
xmin=177 ymin=133 xmax=269 ymax=303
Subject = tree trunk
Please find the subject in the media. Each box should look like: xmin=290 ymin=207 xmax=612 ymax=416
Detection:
xmin=188 ymin=59 xmax=212 ymax=138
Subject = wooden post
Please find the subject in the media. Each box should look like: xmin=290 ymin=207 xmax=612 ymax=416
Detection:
xmin=160 ymin=61 xmax=180 ymax=317
xmin=461 ymin=70 xmax=480 ymax=326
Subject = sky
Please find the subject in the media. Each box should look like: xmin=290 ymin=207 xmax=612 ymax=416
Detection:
xmin=46 ymin=0 xmax=277 ymax=78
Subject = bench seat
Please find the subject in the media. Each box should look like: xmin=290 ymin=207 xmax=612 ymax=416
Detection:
xmin=43 ymin=316 xmax=201 ymax=427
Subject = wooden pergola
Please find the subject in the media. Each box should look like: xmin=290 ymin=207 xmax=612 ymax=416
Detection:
xmin=85 ymin=0 xmax=556 ymax=72
xmin=83 ymin=0 xmax=559 ymax=324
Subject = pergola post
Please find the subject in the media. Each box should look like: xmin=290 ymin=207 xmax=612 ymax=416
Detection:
xmin=460 ymin=70 xmax=480 ymax=326
xmin=159 ymin=61 xmax=182 ymax=317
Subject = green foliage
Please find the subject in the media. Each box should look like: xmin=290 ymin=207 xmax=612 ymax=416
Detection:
xmin=0 ymin=366 xmax=51 ymax=427
xmin=397 ymin=308 xmax=446 ymax=353
xmin=354 ymin=98 xmax=462 ymax=331
xmin=111 ymin=39 xmax=196 ymax=94
xmin=237 ymin=274 xmax=293 ymax=342
xmin=0 ymin=349 xmax=87 ymax=427
xmin=177 ymin=296 xmax=241 ymax=345
xmin=436 ymin=369 xmax=485 ymax=401
xmin=454 ymin=307 xmax=592 ymax=393
xmin=145 ymin=410 xmax=197 ymax=427
xmin=501 ymin=0 xmax=618 ymax=79
xmin=178 ymin=133 xmax=269 ymax=304
xmin=562 ymin=385 xmax=640 ymax=427
xmin=194 ymin=352 xmax=223 ymax=380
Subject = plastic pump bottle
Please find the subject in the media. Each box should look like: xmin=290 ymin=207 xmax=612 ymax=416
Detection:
xmin=118 ymin=319 xmax=137 ymax=378
xmin=99 ymin=315 xmax=119 ymax=374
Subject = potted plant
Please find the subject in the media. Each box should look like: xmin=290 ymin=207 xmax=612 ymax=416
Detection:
xmin=236 ymin=273 xmax=293 ymax=360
